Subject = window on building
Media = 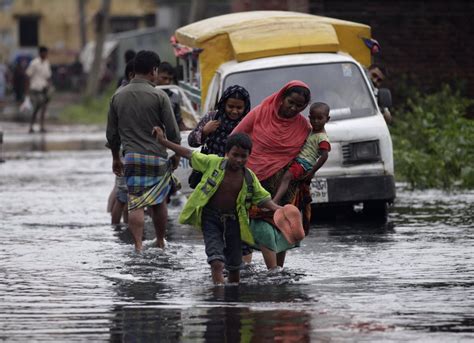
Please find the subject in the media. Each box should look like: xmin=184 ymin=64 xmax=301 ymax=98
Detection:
xmin=109 ymin=17 xmax=139 ymax=33
xmin=18 ymin=16 xmax=38 ymax=47
xmin=144 ymin=14 xmax=156 ymax=27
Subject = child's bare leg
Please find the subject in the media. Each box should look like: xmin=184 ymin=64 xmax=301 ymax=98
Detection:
xmin=150 ymin=202 xmax=167 ymax=248
xmin=242 ymin=253 xmax=252 ymax=264
xmin=260 ymin=245 xmax=277 ymax=269
xmin=273 ymin=170 xmax=293 ymax=204
xmin=107 ymin=186 xmax=117 ymax=213
xmin=276 ymin=251 xmax=286 ymax=267
xmin=122 ymin=205 xmax=128 ymax=224
xmin=210 ymin=260 xmax=225 ymax=284
xmin=128 ymin=208 xmax=145 ymax=251
xmin=111 ymin=200 xmax=125 ymax=225
xmin=228 ymin=270 xmax=240 ymax=283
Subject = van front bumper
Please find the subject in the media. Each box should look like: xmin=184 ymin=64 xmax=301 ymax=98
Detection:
xmin=312 ymin=175 xmax=396 ymax=204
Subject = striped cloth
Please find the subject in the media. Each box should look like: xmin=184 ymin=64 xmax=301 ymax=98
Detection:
xmin=124 ymin=153 xmax=172 ymax=211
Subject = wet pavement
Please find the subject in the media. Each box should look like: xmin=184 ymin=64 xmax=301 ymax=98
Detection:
xmin=1 ymin=147 xmax=473 ymax=342
xmin=0 ymin=121 xmax=106 ymax=153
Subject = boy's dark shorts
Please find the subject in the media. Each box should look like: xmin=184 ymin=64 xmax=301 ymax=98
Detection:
xmin=241 ymin=242 xmax=253 ymax=256
xmin=201 ymin=206 xmax=243 ymax=271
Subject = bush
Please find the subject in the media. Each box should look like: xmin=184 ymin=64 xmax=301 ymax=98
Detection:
xmin=57 ymin=86 xmax=115 ymax=125
xmin=391 ymin=84 xmax=474 ymax=189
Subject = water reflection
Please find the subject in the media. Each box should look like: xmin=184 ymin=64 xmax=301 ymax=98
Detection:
xmin=109 ymin=303 xmax=312 ymax=342
xmin=110 ymin=306 xmax=184 ymax=342
xmin=205 ymin=286 xmax=313 ymax=342
xmin=109 ymin=272 xmax=315 ymax=342
xmin=310 ymin=209 xmax=397 ymax=246
xmin=202 ymin=306 xmax=311 ymax=343
xmin=109 ymin=295 xmax=312 ymax=342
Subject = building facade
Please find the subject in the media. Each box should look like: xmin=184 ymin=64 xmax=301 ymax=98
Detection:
xmin=0 ymin=0 xmax=156 ymax=65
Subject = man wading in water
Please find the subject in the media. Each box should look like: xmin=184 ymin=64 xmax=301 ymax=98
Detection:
xmin=106 ymin=50 xmax=181 ymax=252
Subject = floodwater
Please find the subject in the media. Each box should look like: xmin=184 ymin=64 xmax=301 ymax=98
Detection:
xmin=1 ymin=149 xmax=473 ymax=342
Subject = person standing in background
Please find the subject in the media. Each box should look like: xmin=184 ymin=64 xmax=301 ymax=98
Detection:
xmin=108 ymin=60 xmax=136 ymax=225
xmin=0 ymin=57 xmax=7 ymax=105
xmin=155 ymin=61 xmax=190 ymax=131
xmin=368 ymin=63 xmax=392 ymax=124
xmin=117 ymin=49 xmax=136 ymax=88
xmin=26 ymin=46 xmax=52 ymax=133
xmin=13 ymin=58 xmax=28 ymax=103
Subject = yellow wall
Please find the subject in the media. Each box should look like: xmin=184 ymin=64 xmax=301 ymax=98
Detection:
xmin=0 ymin=9 xmax=15 ymax=62
xmin=2 ymin=0 xmax=156 ymax=64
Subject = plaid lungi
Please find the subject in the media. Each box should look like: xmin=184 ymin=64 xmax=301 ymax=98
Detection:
xmin=124 ymin=153 xmax=172 ymax=211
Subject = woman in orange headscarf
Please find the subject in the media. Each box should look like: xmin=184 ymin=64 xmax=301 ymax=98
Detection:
xmin=233 ymin=80 xmax=312 ymax=270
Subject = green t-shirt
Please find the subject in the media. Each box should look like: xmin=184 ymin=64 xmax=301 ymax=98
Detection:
xmin=298 ymin=132 xmax=330 ymax=166
xmin=179 ymin=152 xmax=271 ymax=245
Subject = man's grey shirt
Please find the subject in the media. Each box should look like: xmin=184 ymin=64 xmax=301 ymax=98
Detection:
xmin=106 ymin=78 xmax=181 ymax=158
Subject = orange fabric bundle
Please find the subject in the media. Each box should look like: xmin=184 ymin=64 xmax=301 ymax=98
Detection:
xmin=273 ymin=204 xmax=305 ymax=244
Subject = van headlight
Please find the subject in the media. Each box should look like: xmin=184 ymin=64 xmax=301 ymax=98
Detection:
xmin=342 ymin=140 xmax=381 ymax=164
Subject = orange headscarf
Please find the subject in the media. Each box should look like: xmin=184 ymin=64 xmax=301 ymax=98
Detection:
xmin=232 ymin=80 xmax=311 ymax=181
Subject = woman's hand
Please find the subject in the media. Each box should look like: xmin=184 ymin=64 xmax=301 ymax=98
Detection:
xmin=202 ymin=120 xmax=220 ymax=137
xmin=152 ymin=126 xmax=165 ymax=142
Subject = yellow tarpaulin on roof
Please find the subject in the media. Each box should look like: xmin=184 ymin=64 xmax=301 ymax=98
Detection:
xmin=175 ymin=11 xmax=372 ymax=105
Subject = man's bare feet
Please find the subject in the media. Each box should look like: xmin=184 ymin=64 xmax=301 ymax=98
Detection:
xmin=134 ymin=242 xmax=143 ymax=253
xmin=156 ymin=239 xmax=165 ymax=249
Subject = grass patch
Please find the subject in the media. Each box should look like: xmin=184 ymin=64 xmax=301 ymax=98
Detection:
xmin=57 ymin=87 xmax=114 ymax=125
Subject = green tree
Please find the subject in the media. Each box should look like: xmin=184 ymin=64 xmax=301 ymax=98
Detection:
xmin=391 ymin=85 xmax=474 ymax=189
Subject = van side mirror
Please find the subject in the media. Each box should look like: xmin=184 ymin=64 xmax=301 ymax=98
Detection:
xmin=378 ymin=88 xmax=392 ymax=108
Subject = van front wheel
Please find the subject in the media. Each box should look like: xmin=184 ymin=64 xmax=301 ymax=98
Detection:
xmin=363 ymin=201 xmax=388 ymax=220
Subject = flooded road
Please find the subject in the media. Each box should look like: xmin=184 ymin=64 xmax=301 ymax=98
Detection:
xmin=1 ymin=149 xmax=473 ymax=342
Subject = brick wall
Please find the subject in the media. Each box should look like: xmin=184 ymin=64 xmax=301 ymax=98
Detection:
xmin=309 ymin=0 xmax=474 ymax=97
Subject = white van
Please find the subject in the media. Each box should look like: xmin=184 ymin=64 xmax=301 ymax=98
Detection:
xmin=207 ymin=54 xmax=394 ymax=214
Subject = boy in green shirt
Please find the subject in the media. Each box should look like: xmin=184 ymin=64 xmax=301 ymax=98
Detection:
xmin=153 ymin=127 xmax=282 ymax=284
xmin=273 ymin=102 xmax=331 ymax=204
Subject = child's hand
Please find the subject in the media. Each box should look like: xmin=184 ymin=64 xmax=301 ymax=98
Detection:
xmin=152 ymin=126 xmax=165 ymax=142
xmin=202 ymin=120 xmax=220 ymax=136
xmin=303 ymin=172 xmax=315 ymax=182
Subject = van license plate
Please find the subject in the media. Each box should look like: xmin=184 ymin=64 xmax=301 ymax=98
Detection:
xmin=310 ymin=178 xmax=328 ymax=203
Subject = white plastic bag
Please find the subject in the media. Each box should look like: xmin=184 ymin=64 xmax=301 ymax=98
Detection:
xmin=19 ymin=96 xmax=33 ymax=114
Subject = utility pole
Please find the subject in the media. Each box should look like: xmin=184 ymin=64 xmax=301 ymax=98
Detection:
xmin=188 ymin=0 xmax=208 ymax=23
xmin=85 ymin=0 xmax=111 ymax=98
xmin=78 ymin=0 xmax=87 ymax=49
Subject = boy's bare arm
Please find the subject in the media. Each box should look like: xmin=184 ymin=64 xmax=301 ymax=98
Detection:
xmin=152 ymin=126 xmax=193 ymax=159
xmin=259 ymin=199 xmax=282 ymax=212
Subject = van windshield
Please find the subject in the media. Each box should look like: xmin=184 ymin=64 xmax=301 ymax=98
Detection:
xmin=223 ymin=62 xmax=376 ymax=120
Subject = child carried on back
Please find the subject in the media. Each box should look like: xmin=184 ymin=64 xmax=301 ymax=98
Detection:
xmin=273 ymin=102 xmax=331 ymax=204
